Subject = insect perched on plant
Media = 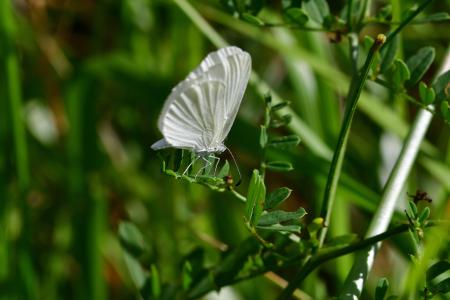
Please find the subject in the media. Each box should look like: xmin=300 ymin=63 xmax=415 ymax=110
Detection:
xmin=407 ymin=189 xmax=433 ymax=204
xmin=151 ymin=46 xmax=252 ymax=183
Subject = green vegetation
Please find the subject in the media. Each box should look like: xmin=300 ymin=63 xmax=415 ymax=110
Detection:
xmin=0 ymin=0 xmax=449 ymax=299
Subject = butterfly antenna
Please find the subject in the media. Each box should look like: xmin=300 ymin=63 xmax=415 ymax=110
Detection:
xmin=225 ymin=146 xmax=242 ymax=186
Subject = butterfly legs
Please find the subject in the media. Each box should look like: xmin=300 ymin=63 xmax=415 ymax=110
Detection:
xmin=209 ymin=154 xmax=221 ymax=176
xmin=182 ymin=155 xmax=200 ymax=177
xmin=193 ymin=154 xmax=221 ymax=179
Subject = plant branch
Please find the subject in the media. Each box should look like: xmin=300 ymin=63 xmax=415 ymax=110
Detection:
xmin=339 ymin=109 xmax=434 ymax=298
xmin=318 ymin=34 xmax=386 ymax=247
xmin=191 ymin=221 xmax=446 ymax=300
xmin=382 ymin=0 xmax=435 ymax=50
xmin=277 ymin=221 xmax=446 ymax=300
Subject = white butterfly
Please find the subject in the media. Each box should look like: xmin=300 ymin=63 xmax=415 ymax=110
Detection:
xmin=151 ymin=46 xmax=251 ymax=156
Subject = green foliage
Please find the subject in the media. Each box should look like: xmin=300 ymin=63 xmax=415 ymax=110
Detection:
xmin=1 ymin=0 xmax=449 ymax=299
xmin=264 ymin=187 xmax=292 ymax=210
xmin=375 ymin=278 xmax=389 ymax=300
xmin=390 ymin=59 xmax=411 ymax=88
xmin=284 ymin=8 xmax=309 ymax=26
xmin=406 ymin=47 xmax=435 ymax=86
xmin=419 ymin=82 xmax=436 ymax=105
xmin=245 ymin=169 xmax=266 ymax=226
xmin=426 ymin=261 xmax=450 ymax=297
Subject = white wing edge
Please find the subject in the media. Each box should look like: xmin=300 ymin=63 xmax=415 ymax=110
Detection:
xmin=151 ymin=138 xmax=171 ymax=150
xmin=156 ymin=46 xmax=250 ymax=132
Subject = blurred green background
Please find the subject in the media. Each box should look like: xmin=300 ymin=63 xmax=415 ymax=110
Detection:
xmin=0 ymin=0 xmax=449 ymax=299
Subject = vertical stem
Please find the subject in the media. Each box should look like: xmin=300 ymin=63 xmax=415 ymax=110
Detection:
xmin=343 ymin=48 xmax=450 ymax=299
xmin=339 ymin=108 xmax=433 ymax=299
xmin=318 ymin=35 xmax=386 ymax=247
xmin=0 ymin=1 xmax=29 ymax=191
xmin=0 ymin=1 xmax=37 ymax=298
xmin=381 ymin=0 xmax=435 ymax=51
xmin=346 ymin=0 xmax=354 ymax=32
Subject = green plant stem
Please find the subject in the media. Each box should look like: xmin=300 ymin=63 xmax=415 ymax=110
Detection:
xmin=372 ymin=78 xmax=436 ymax=114
xmin=340 ymin=109 xmax=434 ymax=298
xmin=230 ymin=189 xmax=247 ymax=203
xmin=189 ymin=221 xmax=447 ymax=299
xmin=381 ymin=0 xmax=435 ymax=51
xmin=1 ymin=1 xmax=29 ymax=192
xmin=277 ymin=221 xmax=446 ymax=300
xmin=339 ymin=48 xmax=448 ymax=299
xmin=347 ymin=0 xmax=354 ymax=32
xmin=318 ymin=34 xmax=386 ymax=247
xmin=356 ymin=0 xmax=371 ymax=29
xmin=0 ymin=2 xmax=37 ymax=299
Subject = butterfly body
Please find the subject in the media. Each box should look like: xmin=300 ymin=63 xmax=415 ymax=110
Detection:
xmin=151 ymin=46 xmax=251 ymax=154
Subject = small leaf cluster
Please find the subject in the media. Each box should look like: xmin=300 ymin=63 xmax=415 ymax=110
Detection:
xmin=405 ymin=200 xmax=431 ymax=242
xmin=246 ymin=95 xmax=305 ymax=242
xmin=260 ymin=94 xmax=300 ymax=172
xmin=372 ymin=4 xmax=450 ymax=26
xmin=364 ymin=36 xmax=450 ymax=123
xmin=245 ymin=169 xmax=306 ymax=236
xmin=374 ymin=260 xmax=450 ymax=300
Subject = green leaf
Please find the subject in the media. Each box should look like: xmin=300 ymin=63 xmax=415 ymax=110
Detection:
xmin=432 ymin=70 xmax=450 ymax=102
xmin=241 ymin=12 xmax=265 ymax=26
xmin=380 ymin=36 xmax=398 ymax=74
xmin=302 ymin=0 xmax=330 ymax=25
xmin=427 ymin=261 xmax=450 ymax=284
xmin=118 ymin=222 xmax=146 ymax=257
xmin=419 ymin=82 xmax=436 ymax=105
xmin=417 ymin=207 xmax=430 ymax=223
xmin=408 ymin=201 xmax=418 ymax=217
xmin=266 ymin=161 xmax=293 ymax=172
xmin=431 ymin=277 xmax=450 ymax=294
xmin=245 ymin=170 xmax=266 ymax=225
xmin=150 ymin=265 xmax=161 ymax=298
xmin=415 ymin=12 xmax=450 ymax=23
xmin=257 ymin=208 xmax=306 ymax=226
xmin=217 ymin=160 xmax=230 ymax=178
xmin=181 ymin=248 xmax=205 ymax=290
xmin=256 ymin=224 xmax=301 ymax=233
xmin=270 ymin=101 xmax=290 ymax=111
xmin=375 ymin=277 xmax=389 ymax=300
xmin=406 ymin=47 xmax=435 ymax=86
xmin=267 ymin=135 xmax=301 ymax=149
xmin=391 ymin=59 xmax=410 ymax=88
xmin=285 ymin=7 xmax=309 ymax=25
xmin=265 ymin=187 xmax=292 ymax=209
xmin=259 ymin=126 xmax=268 ymax=148
xmin=182 ymin=262 xmax=192 ymax=290
xmin=123 ymin=251 xmax=146 ymax=290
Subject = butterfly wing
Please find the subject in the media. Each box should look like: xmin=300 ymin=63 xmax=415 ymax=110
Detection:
xmin=152 ymin=79 xmax=227 ymax=152
xmin=186 ymin=46 xmax=252 ymax=142
xmin=153 ymin=46 xmax=251 ymax=152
